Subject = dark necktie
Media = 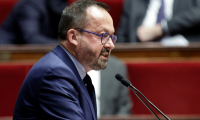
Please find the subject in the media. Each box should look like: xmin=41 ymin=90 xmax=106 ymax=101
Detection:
xmin=83 ymin=74 xmax=97 ymax=119
xmin=157 ymin=0 xmax=165 ymax=23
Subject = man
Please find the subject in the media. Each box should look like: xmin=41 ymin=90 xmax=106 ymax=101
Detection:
xmin=13 ymin=0 xmax=116 ymax=119
xmin=117 ymin=0 xmax=200 ymax=45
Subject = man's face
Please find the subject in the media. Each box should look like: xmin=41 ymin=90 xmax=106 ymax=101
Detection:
xmin=77 ymin=6 xmax=115 ymax=71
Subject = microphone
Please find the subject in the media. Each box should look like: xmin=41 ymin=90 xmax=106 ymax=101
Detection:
xmin=115 ymin=74 xmax=170 ymax=120
xmin=115 ymin=74 xmax=130 ymax=87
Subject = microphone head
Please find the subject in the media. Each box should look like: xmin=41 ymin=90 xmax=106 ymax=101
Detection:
xmin=115 ymin=74 xmax=123 ymax=81
xmin=115 ymin=74 xmax=131 ymax=87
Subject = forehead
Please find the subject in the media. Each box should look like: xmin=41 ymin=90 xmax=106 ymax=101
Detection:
xmin=85 ymin=6 xmax=114 ymax=33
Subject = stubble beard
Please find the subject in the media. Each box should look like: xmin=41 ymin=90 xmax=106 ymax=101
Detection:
xmin=90 ymin=47 xmax=109 ymax=70
xmin=78 ymin=41 xmax=109 ymax=71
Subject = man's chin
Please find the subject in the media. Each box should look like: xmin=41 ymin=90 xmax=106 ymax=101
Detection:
xmin=98 ymin=59 xmax=108 ymax=70
xmin=90 ymin=59 xmax=108 ymax=70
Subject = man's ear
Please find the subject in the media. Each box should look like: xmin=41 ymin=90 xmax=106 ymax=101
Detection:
xmin=67 ymin=29 xmax=78 ymax=46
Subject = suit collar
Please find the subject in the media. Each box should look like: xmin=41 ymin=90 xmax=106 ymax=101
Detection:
xmin=52 ymin=45 xmax=81 ymax=80
xmin=59 ymin=45 xmax=86 ymax=79
xmin=52 ymin=45 xmax=97 ymax=120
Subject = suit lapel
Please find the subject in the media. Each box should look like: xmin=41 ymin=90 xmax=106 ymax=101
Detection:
xmin=52 ymin=45 xmax=96 ymax=120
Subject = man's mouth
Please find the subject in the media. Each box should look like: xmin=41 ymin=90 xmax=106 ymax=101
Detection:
xmin=100 ymin=52 xmax=109 ymax=58
xmin=100 ymin=48 xmax=110 ymax=59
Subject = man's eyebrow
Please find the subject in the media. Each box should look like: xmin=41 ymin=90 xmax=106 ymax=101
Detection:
xmin=99 ymin=28 xmax=115 ymax=34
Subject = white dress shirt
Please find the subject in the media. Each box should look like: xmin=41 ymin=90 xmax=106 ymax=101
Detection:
xmin=142 ymin=0 xmax=189 ymax=46
xmin=88 ymin=70 xmax=101 ymax=118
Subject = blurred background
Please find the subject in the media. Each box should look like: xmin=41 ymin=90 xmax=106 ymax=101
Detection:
xmin=1 ymin=0 xmax=200 ymax=120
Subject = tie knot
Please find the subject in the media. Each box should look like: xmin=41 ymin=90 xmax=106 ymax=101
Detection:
xmin=83 ymin=74 xmax=92 ymax=85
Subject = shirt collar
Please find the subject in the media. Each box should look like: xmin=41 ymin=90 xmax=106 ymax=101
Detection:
xmin=59 ymin=45 xmax=86 ymax=80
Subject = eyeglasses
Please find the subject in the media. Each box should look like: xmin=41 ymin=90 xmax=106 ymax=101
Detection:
xmin=75 ymin=28 xmax=117 ymax=44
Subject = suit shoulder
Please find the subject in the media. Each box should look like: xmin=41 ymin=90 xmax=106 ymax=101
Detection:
xmin=28 ymin=52 xmax=74 ymax=79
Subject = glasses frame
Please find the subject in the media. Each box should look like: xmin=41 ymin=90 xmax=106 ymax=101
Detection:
xmin=75 ymin=28 xmax=117 ymax=45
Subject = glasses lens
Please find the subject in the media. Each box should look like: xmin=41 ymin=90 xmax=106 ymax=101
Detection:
xmin=102 ymin=33 xmax=110 ymax=44
xmin=102 ymin=33 xmax=117 ymax=44
xmin=112 ymin=35 xmax=117 ymax=44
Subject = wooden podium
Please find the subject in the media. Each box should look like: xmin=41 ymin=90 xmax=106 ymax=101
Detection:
xmin=1 ymin=42 xmax=200 ymax=62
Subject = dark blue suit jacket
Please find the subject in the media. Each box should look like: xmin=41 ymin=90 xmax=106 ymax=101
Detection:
xmin=13 ymin=45 xmax=97 ymax=120
xmin=0 ymin=0 xmax=66 ymax=44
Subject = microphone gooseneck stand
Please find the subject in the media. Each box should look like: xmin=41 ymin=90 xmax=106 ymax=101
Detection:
xmin=130 ymin=84 xmax=170 ymax=120
xmin=115 ymin=74 xmax=170 ymax=120
xmin=130 ymin=85 xmax=160 ymax=119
